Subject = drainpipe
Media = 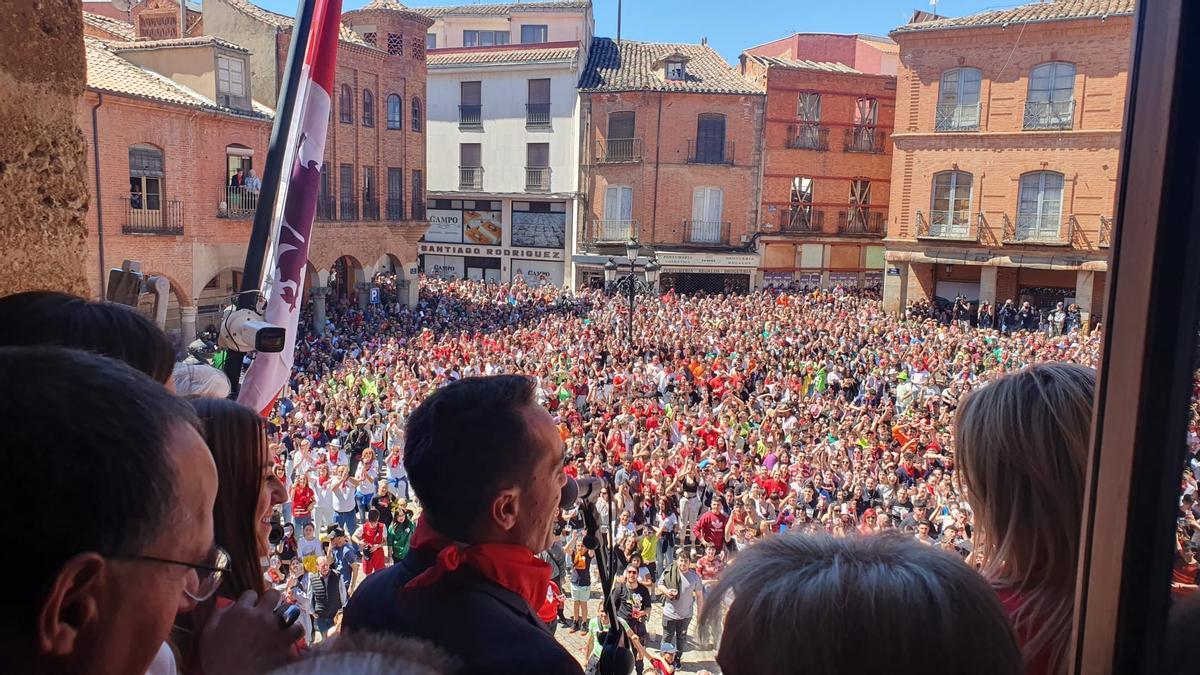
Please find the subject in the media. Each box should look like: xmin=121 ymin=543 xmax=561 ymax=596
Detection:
xmin=650 ymin=91 xmax=663 ymax=243
xmin=91 ymin=92 xmax=106 ymax=297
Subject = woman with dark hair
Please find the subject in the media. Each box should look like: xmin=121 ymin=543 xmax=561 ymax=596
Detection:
xmin=0 ymin=290 xmax=175 ymax=384
xmin=176 ymin=397 xmax=295 ymax=674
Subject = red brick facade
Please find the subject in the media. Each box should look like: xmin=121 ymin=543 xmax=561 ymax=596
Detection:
xmin=883 ymin=10 xmax=1131 ymax=318
xmin=740 ymin=53 xmax=895 ymax=288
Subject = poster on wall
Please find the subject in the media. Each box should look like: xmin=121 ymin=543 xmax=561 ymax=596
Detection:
xmin=424 ymin=255 xmax=464 ymax=281
xmin=762 ymin=271 xmax=795 ymax=288
xmin=463 ymin=210 xmax=503 ymax=246
xmin=512 ymin=259 xmax=564 ymax=287
xmin=424 ymin=210 xmax=464 ymax=243
xmin=511 ymin=211 xmax=566 ymax=248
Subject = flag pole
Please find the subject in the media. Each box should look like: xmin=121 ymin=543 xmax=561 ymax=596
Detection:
xmin=223 ymin=0 xmax=318 ymax=396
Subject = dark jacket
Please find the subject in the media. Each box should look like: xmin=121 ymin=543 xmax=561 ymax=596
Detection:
xmin=343 ymin=547 xmax=583 ymax=675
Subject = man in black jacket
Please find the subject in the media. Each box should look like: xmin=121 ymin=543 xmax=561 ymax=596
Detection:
xmin=344 ymin=376 xmax=583 ymax=674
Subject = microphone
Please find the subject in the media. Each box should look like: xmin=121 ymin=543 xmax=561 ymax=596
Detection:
xmin=559 ymin=476 xmax=608 ymax=509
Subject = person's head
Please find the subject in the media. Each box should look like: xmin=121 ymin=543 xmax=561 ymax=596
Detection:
xmin=0 ymin=347 xmax=217 ymax=675
xmin=955 ymin=363 xmax=1094 ymax=671
xmin=368 ymin=508 xmax=380 ymax=524
xmin=701 ymin=533 xmax=1021 ymax=675
xmin=0 ymin=291 xmax=175 ymax=385
xmin=173 ymin=362 xmax=232 ymax=399
xmin=289 ymin=558 xmax=305 ymax=577
xmin=190 ymin=397 xmax=288 ymax=596
xmin=404 ymin=376 xmax=566 ymax=551
xmin=262 ymin=630 xmax=456 ymax=675
xmin=317 ymin=556 xmax=332 ymax=576
xmin=303 ymin=523 xmax=316 ymax=540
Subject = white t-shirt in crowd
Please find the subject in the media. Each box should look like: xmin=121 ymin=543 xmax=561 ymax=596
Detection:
xmin=332 ymin=480 xmax=357 ymax=513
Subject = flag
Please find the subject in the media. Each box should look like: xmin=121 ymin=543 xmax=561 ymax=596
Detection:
xmin=238 ymin=0 xmax=342 ymax=416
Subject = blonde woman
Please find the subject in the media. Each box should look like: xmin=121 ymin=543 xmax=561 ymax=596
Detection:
xmin=955 ymin=363 xmax=1095 ymax=675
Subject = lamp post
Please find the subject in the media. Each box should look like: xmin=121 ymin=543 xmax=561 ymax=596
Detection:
xmin=604 ymin=239 xmax=658 ymax=349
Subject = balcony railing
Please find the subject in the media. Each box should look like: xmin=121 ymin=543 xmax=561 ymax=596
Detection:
xmin=935 ymin=103 xmax=982 ymax=132
xmin=525 ymin=167 xmax=551 ymax=193
xmin=316 ymin=195 xmax=336 ymax=220
xmin=1023 ymin=99 xmax=1075 ymax=130
xmin=837 ymin=208 xmax=885 ymax=236
xmin=387 ymin=197 xmax=405 ymax=221
xmin=458 ymin=104 xmax=482 ymax=128
xmin=217 ymin=186 xmax=258 ymax=218
xmin=339 ymin=196 xmax=358 ymax=221
xmin=844 ymin=126 xmax=887 ymax=153
xmin=526 ymin=103 xmax=551 ymax=127
xmin=1002 ymin=212 xmax=1074 ymax=244
xmin=786 ymin=124 xmax=829 ymax=151
xmin=597 ymin=138 xmax=643 ymax=163
xmin=1100 ymin=215 xmax=1113 ymax=248
xmin=459 ymin=166 xmax=483 ymax=191
xmin=589 ymin=219 xmax=636 ymax=243
xmin=687 ymin=139 xmax=735 ymax=165
xmin=361 ymin=193 xmax=380 ymax=221
xmin=779 ymin=207 xmax=823 ymax=233
xmin=122 ymin=197 xmax=184 ymax=235
xmin=915 ymin=209 xmax=976 ymax=241
xmin=683 ymin=219 xmax=730 ymax=245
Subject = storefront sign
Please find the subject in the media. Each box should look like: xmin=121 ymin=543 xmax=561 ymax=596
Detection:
xmin=424 ymin=210 xmax=464 ymax=243
xmin=656 ymin=252 xmax=759 ymax=268
xmin=887 ymin=266 xmax=902 ymax=276
xmin=462 ymin=210 xmax=503 ymax=246
xmin=418 ymin=242 xmax=564 ymax=261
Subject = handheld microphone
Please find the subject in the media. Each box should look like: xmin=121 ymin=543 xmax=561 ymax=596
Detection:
xmin=267 ymin=513 xmax=285 ymax=546
xmin=575 ymin=476 xmax=608 ymax=503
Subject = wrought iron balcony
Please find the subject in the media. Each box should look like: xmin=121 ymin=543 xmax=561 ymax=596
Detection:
xmin=915 ymin=209 xmax=977 ymax=241
xmin=844 ymin=126 xmax=887 ymax=154
xmin=687 ymin=139 xmax=735 ymax=165
xmin=316 ymin=195 xmax=336 ymax=221
xmin=412 ymin=201 xmax=426 ymax=221
xmin=779 ymin=207 xmax=823 ymax=233
xmin=338 ymin=196 xmax=358 ymax=221
xmin=934 ymin=103 xmax=981 ymax=132
xmin=361 ymin=193 xmax=380 ymax=221
xmin=837 ymin=208 xmax=885 ymax=236
xmin=459 ymin=166 xmax=483 ymax=191
xmin=458 ymin=104 xmax=482 ymax=128
xmin=589 ymin=219 xmax=637 ymax=243
xmin=526 ymin=103 xmax=551 ymax=127
xmin=122 ymin=197 xmax=183 ymax=235
xmin=1001 ymin=212 xmax=1073 ymax=244
xmin=683 ymin=219 xmax=730 ymax=245
xmin=1023 ymin=99 xmax=1075 ymax=130
xmin=217 ymin=186 xmax=258 ymax=218
xmin=387 ymin=197 xmax=405 ymax=221
xmin=786 ymin=124 xmax=829 ymax=151
xmin=1100 ymin=215 xmax=1113 ymax=248
xmin=525 ymin=167 xmax=551 ymax=193
xmin=597 ymin=138 xmax=643 ymax=163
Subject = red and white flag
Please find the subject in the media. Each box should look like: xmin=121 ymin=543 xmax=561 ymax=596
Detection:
xmin=239 ymin=0 xmax=342 ymax=416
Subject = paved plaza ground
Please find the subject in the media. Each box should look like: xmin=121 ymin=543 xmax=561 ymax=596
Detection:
xmin=552 ymin=596 xmax=719 ymax=674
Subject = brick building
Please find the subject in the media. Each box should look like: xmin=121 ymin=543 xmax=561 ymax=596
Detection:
xmin=205 ymin=0 xmax=433 ymax=308
xmin=740 ymin=34 xmax=896 ymax=289
xmin=882 ymin=0 xmax=1134 ymax=321
xmin=575 ymin=38 xmax=765 ymax=292
xmin=79 ymin=34 xmax=273 ymax=341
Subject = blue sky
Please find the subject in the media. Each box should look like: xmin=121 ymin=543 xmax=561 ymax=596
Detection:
xmin=256 ymin=0 xmax=1022 ymax=61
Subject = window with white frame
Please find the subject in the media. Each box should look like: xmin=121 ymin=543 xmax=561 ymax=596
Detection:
xmin=216 ymin=55 xmax=246 ymax=104
xmin=690 ymin=187 xmax=724 ymax=243
xmin=937 ymin=68 xmax=982 ymax=131
xmin=930 ymin=170 xmax=973 ymax=237
xmin=1016 ymin=171 xmax=1065 ymax=242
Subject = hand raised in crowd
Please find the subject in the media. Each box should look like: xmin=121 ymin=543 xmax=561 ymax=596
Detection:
xmin=200 ymin=589 xmax=304 ymax=675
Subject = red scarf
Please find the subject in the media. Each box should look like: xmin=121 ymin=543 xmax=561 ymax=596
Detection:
xmin=405 ymin=519 xmax=551 ymax=616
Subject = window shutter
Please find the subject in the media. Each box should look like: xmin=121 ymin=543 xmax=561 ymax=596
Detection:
xmin=692 ymin=187 xmax=707 ymax=222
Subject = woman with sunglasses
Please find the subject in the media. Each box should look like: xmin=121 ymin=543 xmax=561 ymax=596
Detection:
xmin=175 ymin=398 xmax=301 ymax=674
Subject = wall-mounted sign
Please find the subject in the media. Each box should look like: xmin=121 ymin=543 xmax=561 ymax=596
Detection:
xmin=418 ymin=242 xmax=565 ymax=261
xmin=656 ymin=252 xmax=759 ymax=268
xmin=887 ymin=266 xmax=902 ymax=276
xmin=424 ymin=209 xmax=464 ymax=243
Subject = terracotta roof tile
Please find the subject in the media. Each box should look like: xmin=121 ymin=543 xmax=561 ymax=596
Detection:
xmin=893 ymin=0 xmax=1135 ymax=34
xmin=746 ymin=55 xmax=863 ymax=74
xmin=411 ymin=1 xmax=590 ymax=18
xmin=82 ymin=11 xmax=135 ymax=40
xmin=108 ymin=36 xmax=252 ymax=54
xmin=427 ymin=45 xmax=577 ymax=66
xmin=222 ymin=0 xmax=380 ymax=49
xmin=579 ymin=38 xmax=763 ymax=95
xmin=85 ymin=37 xmax=271 ymax=119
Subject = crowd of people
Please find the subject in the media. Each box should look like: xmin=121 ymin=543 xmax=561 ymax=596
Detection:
xmin=9 ymin=278 xmax=1200 ymax=675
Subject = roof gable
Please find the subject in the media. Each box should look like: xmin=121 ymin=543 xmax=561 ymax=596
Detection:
xmin=892 ymin=0 xmax=1135 ymax=34
xmin=579 ymin=38 xmax=762 ymax=96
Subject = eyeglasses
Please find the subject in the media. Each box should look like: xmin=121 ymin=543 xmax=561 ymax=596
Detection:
xmin=117 ymin=545 xmax=231 ymax=601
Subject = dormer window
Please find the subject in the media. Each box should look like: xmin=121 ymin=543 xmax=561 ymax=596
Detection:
xmin=666 ymin=60 xmax=686 ymax=81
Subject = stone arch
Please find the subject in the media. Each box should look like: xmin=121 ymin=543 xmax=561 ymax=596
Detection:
xmin=139 ymin=271 xmax=190 ymax=345
xmin=195 ymin=267 xmax=245 ymax=335
xmin=374 ymin=253 xmax=402 ymax=276
xmin=329 ymin=254 xmax=366 ymax=301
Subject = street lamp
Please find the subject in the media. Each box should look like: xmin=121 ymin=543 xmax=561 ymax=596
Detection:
xmin=604 ymin=239 xmax=656 ymax=349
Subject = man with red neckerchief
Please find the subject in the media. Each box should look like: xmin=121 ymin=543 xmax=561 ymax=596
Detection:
xmin=342 ymin=375 xmax=583 ymax=674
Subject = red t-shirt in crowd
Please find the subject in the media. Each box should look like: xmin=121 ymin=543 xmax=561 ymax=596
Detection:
xmin=693 ymin=510 xmax=727 ymax=548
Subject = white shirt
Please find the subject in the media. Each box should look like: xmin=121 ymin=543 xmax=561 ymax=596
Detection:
xmin=332 ymin=479 xmax=357 ymax=513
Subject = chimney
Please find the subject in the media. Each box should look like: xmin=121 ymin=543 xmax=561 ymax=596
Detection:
xmin=701 ymin=36 xmax=708 ymax=46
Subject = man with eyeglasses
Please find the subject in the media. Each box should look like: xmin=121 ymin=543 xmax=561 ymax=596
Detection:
xmin=0 ymin=347 xmax=219 ymax=675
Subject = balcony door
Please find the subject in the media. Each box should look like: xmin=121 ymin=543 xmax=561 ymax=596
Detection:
xmin=602 ymin=185 xmax=633 ymax=241
xmin=938 ymin=68 xmax=982 ymax=130
xmin=852 ymin=98 xmax=879 ymax=150
xmin=796 ymin=93 xmax=822 ymax=148
xmin=848 ymin=179 xmax=871 ymax=231
xmin=931 ymin=171 xmax=972 ymax=237
xmin=691 ymin=186 xmax=723 ymax=243
xmin=1017 ymin=171 xmax=1064 ymax=242
xmin=789 ymin=176 xmax=813 ymax=228
xmin=607 ymin=111 xmax=636 ymax=160
xmin=695 ymin=114 xmax=726 ymax=163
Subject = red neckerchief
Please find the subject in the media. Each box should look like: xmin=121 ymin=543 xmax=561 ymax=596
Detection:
xmin=405 ymin=519 xmax=551 ymax=616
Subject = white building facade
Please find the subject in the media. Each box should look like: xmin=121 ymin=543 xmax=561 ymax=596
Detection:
xmin=417 ymin=1 xmax=592 ymax=286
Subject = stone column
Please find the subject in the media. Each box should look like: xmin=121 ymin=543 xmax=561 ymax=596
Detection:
xmin=1075 ymin=269 xmax=1096 ymax=327
xmin=883 ymin=261 xmax=909 ymax=315
xmin=0 ymin=2 xmax=89 ymax=296
xmin=402 ymin=261 xmax=420 ymax=307
xmin=979 ymin=265 xmax=998 ymax=306
xmin=180 ymin=306 xmax=198 ymax=344
xmin=311 ymin=286 xmax=330 ymax=336
xmin=355 ymin=281 xmax=370 ymax=310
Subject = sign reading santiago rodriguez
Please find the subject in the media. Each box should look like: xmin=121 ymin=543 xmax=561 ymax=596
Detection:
xmin=418 ymin=242 xmax=565 ymax=261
